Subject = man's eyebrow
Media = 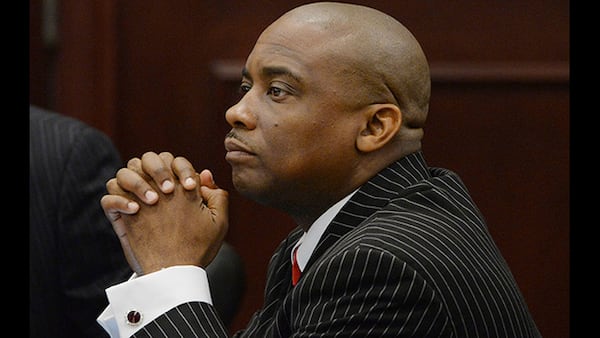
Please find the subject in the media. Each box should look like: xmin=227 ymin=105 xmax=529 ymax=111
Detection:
xmin=241 ymin=67 xmax=251 ymax=80
xmin=241 ymin=66 xmax=303 ymax=84
xmin=262 ymin=66 xmax=302 ymax=83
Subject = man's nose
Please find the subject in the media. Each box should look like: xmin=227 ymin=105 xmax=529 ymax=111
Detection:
xmin=225 ymin=94 xmax=257 ymax=130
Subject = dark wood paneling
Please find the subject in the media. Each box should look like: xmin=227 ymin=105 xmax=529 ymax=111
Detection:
xmin=29 ymin=0 xmax=54 ymax=108
xmin=54 ymin=0 xmax=118 ymax=138
xmin=427 ymin=82 xmax=569 ymax=337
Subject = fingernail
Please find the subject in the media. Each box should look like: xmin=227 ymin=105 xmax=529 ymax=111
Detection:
xmin=127 ymin=201 xmax=139 ymax=211
xmin=185 ymin=177 xmax=196 ymax=187
xmin=162 ymin=180 xmax=174 ymax=191
xmin=145 ymin=190 xmax=158 ymax=201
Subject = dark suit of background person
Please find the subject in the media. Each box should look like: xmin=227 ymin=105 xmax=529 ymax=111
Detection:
xmin=29 ymin=105 xmax=246 ymax=336
xmin=29 ymin=105 xmax=133 ymax=337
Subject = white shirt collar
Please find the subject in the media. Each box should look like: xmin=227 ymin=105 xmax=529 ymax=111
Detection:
xmin=291 ymin=190 xmax=357 ymax=271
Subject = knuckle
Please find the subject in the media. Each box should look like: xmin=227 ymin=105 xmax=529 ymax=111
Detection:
xmin=127 ymin=157 xmax=141 ymax=168
xmin=159 ymin=151 xmax=174 ymax=159
xmin=116 ymin=167 xmax=128 ymax=177
xmin=142 ymin=151 xmax=158 ymax=159
xmin=133 ymin=178 xmax=148 ymax=192
xmin=150 ymin=165 xmax=170 ymax=178
xmin=106 ymin=178 xmax=118 ymax=192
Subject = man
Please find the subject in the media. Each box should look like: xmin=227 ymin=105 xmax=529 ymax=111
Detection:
xmin=98 ymin=2 xmax=541 ymax=337
xmin=30 ymin=105 xmax=133 ymax=337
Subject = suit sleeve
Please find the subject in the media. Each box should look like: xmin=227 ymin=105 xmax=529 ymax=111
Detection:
xmin=132 ymin=302 xmax=229 ymax=337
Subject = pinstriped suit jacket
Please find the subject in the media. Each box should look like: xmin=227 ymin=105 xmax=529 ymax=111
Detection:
xmin=29 ymin=106 xmax=133 ymax=337
xmin=133 ymin=151 xmax=541 ymax=337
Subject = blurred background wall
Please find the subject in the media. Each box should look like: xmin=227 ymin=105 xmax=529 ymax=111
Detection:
xmin=30 ymin=1 xmax=569 ymax=336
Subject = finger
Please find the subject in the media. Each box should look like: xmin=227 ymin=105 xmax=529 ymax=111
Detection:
xmin=158 ymin=151 xmax=175 ymax=167
xmin=105 ymin=178 xmax=144 ymax=210
xmin=199 ymin=169 xmax=218 ymax=189
xmin=139 ymin=151 xmax=176 ymax=193
xmin=172 ymin=156 xmax=198 ymax=190
xmin=100 ymin=195 xmax=144 ymax=275
xmin=100 ymin=194 xmax=140 ymax=222
xmin=115 ymin=168 xmax=159 ymax=205
xmin=126 ymin=157 xmax=143 ymax=175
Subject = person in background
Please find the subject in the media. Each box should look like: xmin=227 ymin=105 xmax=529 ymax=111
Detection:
xmin=29 ymin=105 xmax=133 ymax=337
xmin=97 ymin=2 xmax=541 ymax=337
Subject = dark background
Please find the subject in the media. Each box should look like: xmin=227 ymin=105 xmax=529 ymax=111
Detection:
xmin=30 ymin=1 xmax=569 ymax=336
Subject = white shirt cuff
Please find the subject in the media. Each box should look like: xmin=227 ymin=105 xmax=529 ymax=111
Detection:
xmin=97 ymin=265 xmax=212 ymax=338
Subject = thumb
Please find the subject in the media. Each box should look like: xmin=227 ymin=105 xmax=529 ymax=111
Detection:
xmin=201 ymin=185 xmax=229 ymax=218
xmin=199 ymin=171 xmax=229 ymax=231
xmin=199 ymin=169 xmax=218 ymax=189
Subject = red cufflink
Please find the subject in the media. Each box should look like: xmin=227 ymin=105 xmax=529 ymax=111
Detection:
xmin=126 ymin=310 xmax=142 ymax=325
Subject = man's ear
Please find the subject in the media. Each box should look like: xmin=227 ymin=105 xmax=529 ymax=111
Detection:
xmin=356 ymin=103 xmax=402 ymax=153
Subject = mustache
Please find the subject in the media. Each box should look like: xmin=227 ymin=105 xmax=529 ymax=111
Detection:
xmin=225 ymin=130 xmax=238 ymax=140
xmin=225 ymin=130 xmax=247 ymax=145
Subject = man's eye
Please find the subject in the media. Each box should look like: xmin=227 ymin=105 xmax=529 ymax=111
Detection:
xmin=239 ymin=83 xmax=251 ymax=94
xmin=267 ymin=87 xmax=284 ymax=97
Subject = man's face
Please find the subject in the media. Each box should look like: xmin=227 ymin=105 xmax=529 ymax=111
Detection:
xmin=223 ymin=21 xmax=364 ymax=212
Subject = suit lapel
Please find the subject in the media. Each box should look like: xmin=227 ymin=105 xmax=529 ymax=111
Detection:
xmin=305 ymin=151 xmax=430 ymax=271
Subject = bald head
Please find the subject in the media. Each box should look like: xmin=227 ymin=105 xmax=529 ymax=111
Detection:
xmin=227 ymin=2 xmax=432 ymax=219
xmin=264 ymin=2 xmax=431 ymax=130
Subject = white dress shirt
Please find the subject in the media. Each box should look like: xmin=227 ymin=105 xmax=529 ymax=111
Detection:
xmin=291 ymin=190 xmax=356 ymax=272
xmin=98 ymin=190 xmax=356 ymax=338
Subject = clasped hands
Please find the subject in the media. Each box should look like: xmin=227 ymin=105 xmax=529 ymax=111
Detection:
xmin=100 ymin=151 xmax=229 ymax=276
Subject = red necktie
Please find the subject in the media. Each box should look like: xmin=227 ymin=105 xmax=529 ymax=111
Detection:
xmin=292 ymin=247 xmax=301 ymax=286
